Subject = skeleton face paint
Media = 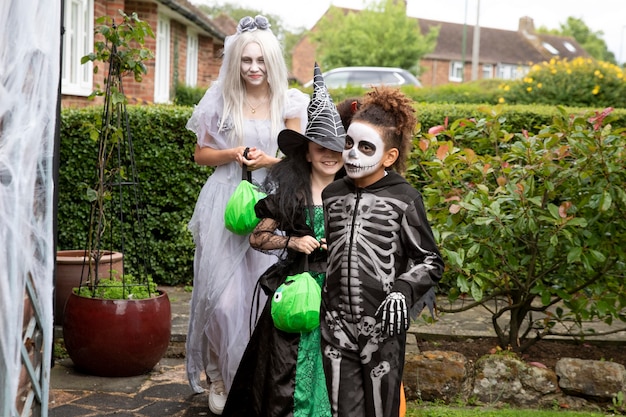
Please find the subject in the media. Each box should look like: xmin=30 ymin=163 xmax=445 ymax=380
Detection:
xmin=343 ymin=122 xmax=385 ymax=180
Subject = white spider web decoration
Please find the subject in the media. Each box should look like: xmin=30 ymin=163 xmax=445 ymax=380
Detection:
xmin=0 ymin=0 xmax=59 ymax=414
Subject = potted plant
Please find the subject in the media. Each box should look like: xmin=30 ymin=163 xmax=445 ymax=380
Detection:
xmin=59 ymin=10 xmax=171 ymax=377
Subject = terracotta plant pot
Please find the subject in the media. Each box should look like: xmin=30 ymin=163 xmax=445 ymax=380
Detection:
xmin=54 ymin=250 xmax=124 ymax=325
xmin=62 ymin=290 xmax=171 ymax=377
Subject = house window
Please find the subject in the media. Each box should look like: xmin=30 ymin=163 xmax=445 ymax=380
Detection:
xmin=449 ymin=61 xmax=464 ymax=82
xmin=497 ymin=64 xmax=513 ymax=79
xmin=542 ymin=42 xmax=559 ymax=55
xmin=496 ymin=64 xmax=529 ymax=80
xmin=563 ymin=41 xmax=577 ymax=53
xmin=482 ymin=64 xmax=493 ymax=79
xmin=61 ymin=0 xmax=94 ymax=96
xmin=186 ymin=32 xmax=198 ymax=87
xmin=512 ymin=65 xmax=530 ymax=80
xmin=154 ymin=16 xmax=171 ymax=103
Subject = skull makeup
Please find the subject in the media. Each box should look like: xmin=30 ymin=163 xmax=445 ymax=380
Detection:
xmin=343 ymin=122 xmax=385 ymax=179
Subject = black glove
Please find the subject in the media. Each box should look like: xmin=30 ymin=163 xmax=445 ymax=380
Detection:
xmin=375 ymin=292 xmax=409 ymax=336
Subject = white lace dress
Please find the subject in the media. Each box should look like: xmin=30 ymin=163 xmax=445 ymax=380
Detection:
xmin=185 ymin=85 xmax=309 ymax=394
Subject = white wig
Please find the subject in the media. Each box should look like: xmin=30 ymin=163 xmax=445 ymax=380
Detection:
xmin=218 ymin=16 xmax=288 ymax=145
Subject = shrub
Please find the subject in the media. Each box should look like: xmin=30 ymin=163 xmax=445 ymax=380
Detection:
xmin=500 ymin=58 xmax=626 ymax=108
xmin=173 ymin=82 xmax=207 ymax=106
xmin=411 ymin=105 xmax=626 ymax=351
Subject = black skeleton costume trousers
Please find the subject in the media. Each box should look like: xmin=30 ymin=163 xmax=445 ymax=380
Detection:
xmin=320 ymin=302 xmax=405 ymax=417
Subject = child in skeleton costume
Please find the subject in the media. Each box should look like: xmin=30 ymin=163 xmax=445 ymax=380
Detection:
xmin=321 ymin=87 xmax=444 ymax=417
xmin=222 ymin=63 xmax=346 ymax=417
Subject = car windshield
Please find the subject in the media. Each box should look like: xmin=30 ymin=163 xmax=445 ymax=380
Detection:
xmin=305 ymin=68 xmax=420 ymax=88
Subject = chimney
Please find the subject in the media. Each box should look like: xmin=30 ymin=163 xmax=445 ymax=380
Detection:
xmin=518 ymin=16 xmax=535 ymax=35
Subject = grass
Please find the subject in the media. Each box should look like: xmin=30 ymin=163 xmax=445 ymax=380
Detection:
xmin=405 ymin=403 xmax=608 ymax=417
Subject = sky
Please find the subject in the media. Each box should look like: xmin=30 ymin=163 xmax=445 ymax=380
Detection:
xmin=194 ymin=0 xmax=626 ymax=64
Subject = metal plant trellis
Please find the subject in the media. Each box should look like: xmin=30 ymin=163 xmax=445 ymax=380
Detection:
xmin=79 ymin=12 xmax=155 ymax=296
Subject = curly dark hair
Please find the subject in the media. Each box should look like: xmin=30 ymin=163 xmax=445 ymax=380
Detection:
xmin=351 ymin=87 xmax=416 ymax=174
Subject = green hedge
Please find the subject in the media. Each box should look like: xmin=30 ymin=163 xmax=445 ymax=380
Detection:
xmin=58 ymin=105 xmax=210 ymax=285
xmin=58 ymin=103 xmax=626 ymax=285
xmin=415 ymin=103 xmax=626 ymax=135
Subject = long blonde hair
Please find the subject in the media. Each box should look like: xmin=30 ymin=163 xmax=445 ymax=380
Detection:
xmin=218 ymin=24 xmax=288 ymax=145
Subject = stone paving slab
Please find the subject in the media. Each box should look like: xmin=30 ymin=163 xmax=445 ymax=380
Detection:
xmin=49 ymin=357 xmax=212 ymax=417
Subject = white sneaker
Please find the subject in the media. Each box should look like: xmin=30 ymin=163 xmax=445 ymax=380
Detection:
xmin=208 ymin=380 xmax=227 ymax=415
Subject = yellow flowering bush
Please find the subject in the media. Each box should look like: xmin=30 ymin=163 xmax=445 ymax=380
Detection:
xmin=499 ymin=58 xmax=626 ymax=108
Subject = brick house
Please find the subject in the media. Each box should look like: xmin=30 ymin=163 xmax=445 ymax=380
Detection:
xmin=61 ymin=0 xmax=230 ymax=107
xmin=291 ymin=6 xmax=589 ymax=87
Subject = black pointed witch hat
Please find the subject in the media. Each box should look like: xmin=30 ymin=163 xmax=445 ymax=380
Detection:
xmin=278 ymin=63 xmax=346 ymax=156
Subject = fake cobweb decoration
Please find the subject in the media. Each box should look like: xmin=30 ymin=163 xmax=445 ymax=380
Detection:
xmin=0 ymin=0 xmax=59 ymax=414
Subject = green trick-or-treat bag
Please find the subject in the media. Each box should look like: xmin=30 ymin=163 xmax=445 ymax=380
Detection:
xmin=271 ymin=272 xmax=321 ymax=333
xmin=224 ymin=178 xmax=266 ymax=235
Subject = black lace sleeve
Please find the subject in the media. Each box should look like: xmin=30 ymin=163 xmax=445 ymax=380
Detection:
xmin=250 ymin=195 xmax=290 ymax=259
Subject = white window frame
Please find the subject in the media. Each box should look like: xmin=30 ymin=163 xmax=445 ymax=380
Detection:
xmin=61 ymin=0 xmax=94 ymax=96
xmin=449 ymin=61 xmax=464 ymax=82
xmin=497 ymin=64 xmax=514 ymax=80
xmin=482 ymin=64 xmax=493 ymax=79
xmin=186 ymin=31 xmax=198 ymax=87
xmin=154 ymin=15 xmax=171 ymax=103
xmin=496 ymin=64 xmax=530 ymax=80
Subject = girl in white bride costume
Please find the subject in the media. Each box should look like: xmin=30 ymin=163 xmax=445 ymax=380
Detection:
xmin=185 ymin=15 xmax=308 ymax=415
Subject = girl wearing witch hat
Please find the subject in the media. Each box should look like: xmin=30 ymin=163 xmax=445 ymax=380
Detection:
xmin=222 ymin=63 xmax=345 ymax=417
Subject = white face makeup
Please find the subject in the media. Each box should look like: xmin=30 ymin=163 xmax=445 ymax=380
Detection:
xmin=343 ymin=122 xmax=385 ymax=179
xmin=240 ymin=42 xmax=266 ymax=87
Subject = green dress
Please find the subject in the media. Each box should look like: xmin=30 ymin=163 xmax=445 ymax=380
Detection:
xmin=294 ymin=206 xmax=330 ymax=416
xmin=222 ymin=205 xmax=331 ymax=417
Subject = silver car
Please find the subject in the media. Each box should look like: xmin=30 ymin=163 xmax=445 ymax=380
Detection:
xmin=304 ymin=66 xmax=421 ymax=89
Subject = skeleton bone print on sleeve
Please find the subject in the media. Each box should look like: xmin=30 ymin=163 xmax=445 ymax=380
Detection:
xmin=326 ymin=193 xmax=404 ymax=320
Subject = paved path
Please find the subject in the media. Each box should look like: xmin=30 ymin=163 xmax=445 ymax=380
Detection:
xmin=50 ymin=286 xmax=206 ymax=417
xmin=49 ymin=286 xmax=626 ymax=416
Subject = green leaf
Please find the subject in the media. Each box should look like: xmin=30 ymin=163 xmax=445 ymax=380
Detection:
xmin=456 ymin=275 xmax=470 ymax=293
xmin=547 ymin=203 xmax=560 ymax=219
xmin=566 ymin=217 xmax=588 ymax=227
xmin=470 ymin=281 xmax=483 ymax=301
xmin=589 ymin=249 xmax=606 ymax=262
xmin=86 ymin=188 xmax=98 ymax=202
xmin=467 ymin=244 xmax=480 ymax=258
xmin=600 ymin=190 xmax=612 ymax=211
xmin=550 ymin=234 xmax=558 ymax=246
xmin=474 ymin=217 xmax=494 ymax=226
xmin=443 ymin=248 xmax=463 ymax=268
xmin=112 ymin=91 xmax=127 ymax=105
xmin=567 ymin=247 xmax=582 ymax=263
xmin=596 ymin=300 xmax=609 ymax=316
